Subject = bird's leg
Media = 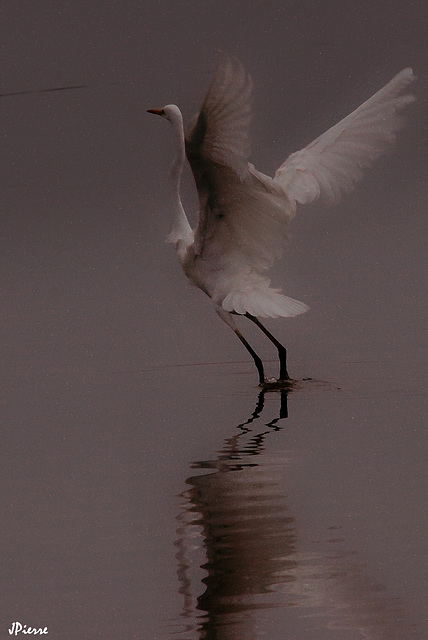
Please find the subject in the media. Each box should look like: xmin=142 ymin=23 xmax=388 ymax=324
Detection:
xmin=245 ymin=314 xmax=290 ymax=381
xmin=233 ymin=328 xmax=265 ymax=385
xmin=215 ymin=308 xmax=265 ymax=385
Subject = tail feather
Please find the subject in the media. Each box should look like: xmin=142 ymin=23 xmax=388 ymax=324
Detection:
xmin=222 ymin=288 xmax=309 ymax=318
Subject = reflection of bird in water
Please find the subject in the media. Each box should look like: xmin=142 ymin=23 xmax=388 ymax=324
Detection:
xmin=175 ymin=396 xmax=295 ymax=640
xmin=173 ymin=392 xmax=419 ymax=640
xmin=148 ymin=54 xmax=416 ymax=386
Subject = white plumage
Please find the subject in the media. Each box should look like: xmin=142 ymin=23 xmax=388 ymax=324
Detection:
xmin=148 ymin=55 xmax=415 ymax=386
xmin=275 ymin=67 xmax=416 ymax=205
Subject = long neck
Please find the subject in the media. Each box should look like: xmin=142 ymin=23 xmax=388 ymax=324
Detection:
xmin=167 ymin=112 xmax=192 ymax=251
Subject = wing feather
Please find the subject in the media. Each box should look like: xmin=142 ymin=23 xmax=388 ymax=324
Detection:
xmin=194 ymin=167 xmax=292 ymax=272
xmin=186 ymin=52 xmax=253 ymax=178
xmin=185 ymin=54 xmax=294 ymax=272
xmin=274 ymin=68 xmax=416 ymax=205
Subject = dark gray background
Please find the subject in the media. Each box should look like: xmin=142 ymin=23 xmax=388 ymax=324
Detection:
xmin=1 ymin=2 xmax=427 ymax=639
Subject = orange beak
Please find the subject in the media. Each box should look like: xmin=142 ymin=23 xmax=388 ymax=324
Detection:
xmin=147 ymin=108 xmax=164 ymax=116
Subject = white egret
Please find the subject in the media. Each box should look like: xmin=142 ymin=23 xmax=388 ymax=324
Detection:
xmin=148 ymin=54 xmax=415 ymax=387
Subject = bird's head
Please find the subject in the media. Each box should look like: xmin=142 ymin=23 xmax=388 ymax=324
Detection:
xmin=147 ymin=104 xmax=181 ymax=122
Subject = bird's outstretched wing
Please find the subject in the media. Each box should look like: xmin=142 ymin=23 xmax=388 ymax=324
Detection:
xmin=186 ymin=52 xmax=253 ymax=178
xmin=274 ymin=68 xmax=416 ymax=205
xmin=185 ymin=54 xmax=293 ymax=272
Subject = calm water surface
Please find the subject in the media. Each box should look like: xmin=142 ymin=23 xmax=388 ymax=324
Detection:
xmin=1 ymin=355 xmax=426 ymax=639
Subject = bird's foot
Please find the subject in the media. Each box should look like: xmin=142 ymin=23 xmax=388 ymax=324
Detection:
xmin=259 ymin=377 xmax=295 ymax=391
